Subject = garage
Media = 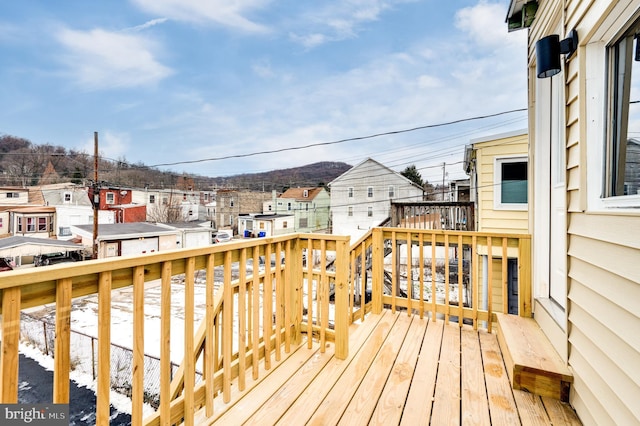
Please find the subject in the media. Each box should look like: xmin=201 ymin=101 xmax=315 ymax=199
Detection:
xmin=120 ymin=238 xmax=159 ymax=256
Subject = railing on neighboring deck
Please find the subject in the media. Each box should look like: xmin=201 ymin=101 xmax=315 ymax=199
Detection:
xmin=347 ymin=227 xmax=531 ymax=329
xmin=0 ymin=233 xmax=349 ymax=426
xmin=390 ymin=201 xmax=475 ymax=231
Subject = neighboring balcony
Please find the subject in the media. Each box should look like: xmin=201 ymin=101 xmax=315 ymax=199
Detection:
xmin=0 ymin=227 xmax=580 ymax=425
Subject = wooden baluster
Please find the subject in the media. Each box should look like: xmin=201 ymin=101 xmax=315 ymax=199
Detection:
xmin=274 ymin=242 xmax=283 ymax=361
xmin=54 ymin=278 xmax=72 ymax=403
xmin=97 ymin=272 xmax=112 ymax=424
xmin=502 ymin=237 xmax=508 ymax=314
xmin=419 ymin=233 xmax=425 ymax=319
xmin=132 ymin=265 xmax=145 ymax=426
xmin=264 ymin=243 xmax=273 ymax=369
xmin=252 ymin=246 xmax=260 ymax=379
xmin=238 ymin=248 xmax=247 ymax=390
xmin=407 ymin=231 xmax=412 ymax=316
xmin=487 ymin=237 xmax=493 ymax=333
xmin=457 ymin=235 xmax=464 ymax=327
xmin=472 ymin=235 xmax=478 ymax=330
xmin=204 ymin=254 xmax=215 ymax=417
xmin=1 ymin=287 xmax=21 ymax=403
xmin=431 ymin=233 xmax=437 ymax=321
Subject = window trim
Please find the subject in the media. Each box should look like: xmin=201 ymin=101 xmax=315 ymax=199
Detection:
xmin=106 ymin=192 xmax=115 ymax=205
xmin=584 ymin=10 xmax=640 ymax=211
xmin=493 ymin=156 xmax=528 ymax=211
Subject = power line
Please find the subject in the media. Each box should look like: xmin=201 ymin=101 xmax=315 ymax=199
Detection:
xmin=149 ymin=108 xmax=527 ymax=168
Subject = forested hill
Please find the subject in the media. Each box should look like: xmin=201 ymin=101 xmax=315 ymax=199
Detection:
xmin=209 ymin=161 xmax=352 ymax=191
xmin=0 ymin=134 xmax=351 ymax=191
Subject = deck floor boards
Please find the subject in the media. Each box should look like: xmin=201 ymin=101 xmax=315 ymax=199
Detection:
xmin=192 ymin=310 xmax=581 ymax=425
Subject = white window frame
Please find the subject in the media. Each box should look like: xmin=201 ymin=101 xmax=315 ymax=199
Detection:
xmin=367 ymin=187 xmax=374 ymax=198
xmin=149 ymin=195 xmax=155 ymax=204
xmin=348 ymin=187 xmax=354 ymax=198
xmin=63 ymin=192 xmax=72 ymax=203
xmin=586 ymin=7 xmax=640 ymax=211
xmin=106 ymin=192 xmax=115 ymax=205
xmin=367 ymin=206 xmax=373 ymax=217
xmin=348 ymin=206 xmax=353 ymax=217
xmin=494 ymin=156 xmax=528 ymax=211
xmin=388 ymin=186 xmax=395 ymax=198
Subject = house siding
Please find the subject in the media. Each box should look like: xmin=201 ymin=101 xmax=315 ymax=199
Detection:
xmin=473 ymin=133 xmax=529 ymax=234
xmin=527 ymin=0 xmax=640 ymax=424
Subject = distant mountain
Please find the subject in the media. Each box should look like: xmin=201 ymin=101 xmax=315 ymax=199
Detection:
xmin=207 ymin=161 xmax=352 ymax=192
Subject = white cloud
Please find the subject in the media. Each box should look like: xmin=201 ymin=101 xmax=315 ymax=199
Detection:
xmin=455 ymin=0 xmax=526 ymax=50
xmin=287 ymin=0 xmax=405 ymax=48
xmin=56 ymin=27 xmax=172 ymax=90
xmin=130 ymin=0 xmax=270 ymax=33
xmin=125 ymin=18 xmax=169 ymax=32
xmin=81 ymin=131 xmax=130 ymax=160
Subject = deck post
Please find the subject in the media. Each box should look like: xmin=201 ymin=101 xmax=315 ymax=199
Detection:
xmin=371 ymin=228 xmax=384 ymax=314
xmin=334 ymin=237 xmax=350 ymax=360
xmin=0 ymin=286 xmax=21 ymax=403
xmin=518 ymin=237 xmax=532 ymax=317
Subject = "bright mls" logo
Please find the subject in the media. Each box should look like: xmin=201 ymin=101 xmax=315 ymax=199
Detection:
xmin=1 ymin=404 xmax=68 ymax=425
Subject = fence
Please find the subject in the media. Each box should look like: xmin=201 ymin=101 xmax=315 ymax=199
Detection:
xmin=19 ymin=312 xmax=202 ymax=409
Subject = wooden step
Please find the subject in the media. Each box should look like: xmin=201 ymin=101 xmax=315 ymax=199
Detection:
xmin=496 ymin=313 xmax=573 ymax=402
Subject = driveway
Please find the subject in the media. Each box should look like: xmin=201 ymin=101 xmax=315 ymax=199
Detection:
xmin=18 ymin=353 xmax=131 ymax=425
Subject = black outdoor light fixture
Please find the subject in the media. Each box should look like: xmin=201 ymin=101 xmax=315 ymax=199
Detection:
xmin=536 ymin=29 xmax=578 ymax=78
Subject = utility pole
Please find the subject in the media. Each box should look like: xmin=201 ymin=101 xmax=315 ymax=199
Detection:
xmin=92 ymin=132 xmax=99 ymax=259
xmin=442 ymin=162 xmax=446 ymax=201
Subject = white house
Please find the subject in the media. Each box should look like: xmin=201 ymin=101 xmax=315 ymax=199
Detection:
xmin=328 ymin=158 xmax=424 ymax=241
xmin=39 ymin=183 xmax=115 ymax=240
xmin=238 ymin=213 xmax=295 ymax=238
xmin=263 ymin=187 xmax=331 ymax=233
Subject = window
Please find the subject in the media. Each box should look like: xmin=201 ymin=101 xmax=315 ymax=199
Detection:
xmin=287 ymin=202 xmax=292 ymax=211
xmin=283 ymin=221 xmax=288 ymax=228
xmin=38 ymin=217 xmax=47 ymax=232
xmin=230 ymin=198 xmax=234 ymax=207
xmin=606 ymin=25 xmax=640 ymax=198
xmin=367 ymin=206 xmax=373 ymax=217
xmin=6 ymin=192 xmax=19 ymax=198
xmin=59 ymin=227 xmax=71 ymax=236
xmin=348 ymin=187 xmax=354 ymax=198
xmin=0 ymin=217 xmax=3 ymax=228
xmin=303 ymin=190 xmax=309 ymax=198
xmin=63 ymin=192 xmax=72 ymax=203
xmin=348 ymin=206 xmax=353 ymax=217
xmin=367 ymin=187 xmax=374 ymax=198
xmin=149 ymin=195 xmax=155 ymax=204
xmin=299 ymin=218 xmax=308 ymax=228
xmin=388 ymin=186 xmax=395 ymax=198
xmin=106 ymin=192 xmax=115 ymax=204
xmin=17 ymin=218 xmax=22 ymax=232
xmin=162 ymin=197 xmax=168 ymax=205
xmin=494 ymin=157 xmax=528 ymax=209
xmin=27 ymin=217 xmax=35 ymax=232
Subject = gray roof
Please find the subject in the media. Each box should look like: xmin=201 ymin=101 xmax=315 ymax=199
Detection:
xmin=73 ymin=223 xmax=178 ymax=239
xmin=0 ymin=236 xmax=83 ymax=250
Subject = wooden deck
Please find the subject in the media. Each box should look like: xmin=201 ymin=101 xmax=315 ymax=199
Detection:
xmin=194 ymin=310 xmax=581 ymax=425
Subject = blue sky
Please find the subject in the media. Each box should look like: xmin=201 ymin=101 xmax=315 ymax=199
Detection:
xmin=0 ymin=0 xmax=527 ymax=184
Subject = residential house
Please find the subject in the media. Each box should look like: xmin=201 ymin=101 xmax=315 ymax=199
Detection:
xmin=71 ymin=223 xmax=179 ymax=258
xmin=464 ymin=129 xmax=529 ymax=315
xmin=132 ymin=188 xmax=200 ymax=222
xmin=464 ymin=130 xmax=529 ymax=234
xmin=238 ymin=213 xmax=295 ymax=238
xmin=264 ymin=187 xmax=331 ymax=233
xmin=94 ymin=187 xmax=146 ymax=223
xmin=328 ymin=158 xmax=424 ymax=241
xmin=0 ymin=187 xmax=29 ymax=206
xmin=9 ymin=206 xmax=56 ymax=239
xmin=38 ymin=183 xmax=115 ymax=240
xmin=215 ymin=189 xmax=272 ymax=235
xmin=508 ymin=0 xmax=640 ymax=423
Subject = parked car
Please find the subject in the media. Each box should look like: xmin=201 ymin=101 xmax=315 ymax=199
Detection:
xmin=213 ymin=230 xmax=233 ymax=244
xmin=34 ymin=251 xmax=83 ymax=267
xmin=0 ymin=257 xmax=14 ymax=271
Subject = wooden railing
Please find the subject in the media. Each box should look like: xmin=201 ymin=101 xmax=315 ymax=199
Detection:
xmin=0 ymin=228 xmax=530 ymax=425
xmin=0 ymin=233 xmax=350 ymax=426
xmin=390 ymin=201 xmax=475 ymax=231
xmin=347 ymin=227 xmax=531 ymax=329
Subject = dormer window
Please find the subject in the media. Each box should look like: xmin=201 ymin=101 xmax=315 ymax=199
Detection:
xmin=303 ymin=190 xmax=309 ymax=198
